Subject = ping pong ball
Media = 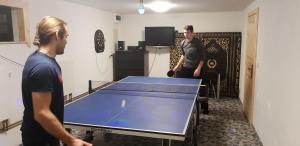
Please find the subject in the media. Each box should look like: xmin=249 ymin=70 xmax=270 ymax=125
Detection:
xmin=121 ymin=99 xmax=126 ymax=108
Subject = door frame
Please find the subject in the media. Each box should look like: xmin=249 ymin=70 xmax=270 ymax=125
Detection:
xmin=243 ymin=8 xmax=259 ymax=126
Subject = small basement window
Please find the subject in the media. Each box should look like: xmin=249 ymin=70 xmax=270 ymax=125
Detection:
xmin=0 ymin=5 xmax=13 ymax=41
xmin=0 ymin=1 xmax=30 ymax=47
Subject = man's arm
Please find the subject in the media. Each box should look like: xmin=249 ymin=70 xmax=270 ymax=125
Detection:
xmin=194 ymin=60 xmax=204 ymax=77
xmin=194 ymin=39 xmax=205 ymax=77
xmin=32 ymin=92 xmax=92 ymax=146
xmin=173 ymin=40 xmax=186 ymax=72
xmin=173 ymin=55 xmax=184 ymax=72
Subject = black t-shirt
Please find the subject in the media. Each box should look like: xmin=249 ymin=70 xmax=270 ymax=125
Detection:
xmin=21 ymin=51 xmax=64 ymax=144
xmin=181 ymin=37 xmax=205 ymax=69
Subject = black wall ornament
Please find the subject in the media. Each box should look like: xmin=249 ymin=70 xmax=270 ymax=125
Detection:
xmin=94 ymin=29 xmax=105 ymax=53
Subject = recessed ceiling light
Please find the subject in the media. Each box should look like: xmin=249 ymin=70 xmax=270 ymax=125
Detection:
xmin=145 ymin=1 xmax=176 ymax=13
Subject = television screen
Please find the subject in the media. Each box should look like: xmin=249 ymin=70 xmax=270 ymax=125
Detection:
xmin=145 ymin=27 xmax=175 ymax=46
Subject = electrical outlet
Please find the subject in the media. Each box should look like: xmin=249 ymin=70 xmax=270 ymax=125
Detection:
xmin=0 ymin=119 xmax=9 ymax=132
xmin=69 ymin=93 xmax=72 ymax=101
xmin=64 ymin=95 xmax=68 ymax=102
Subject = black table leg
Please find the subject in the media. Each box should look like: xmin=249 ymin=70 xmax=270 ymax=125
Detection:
xmin=162 ymin=139 xmax=170 ymax=146
xmin=196 ymin=98 xmax=200 ymax=127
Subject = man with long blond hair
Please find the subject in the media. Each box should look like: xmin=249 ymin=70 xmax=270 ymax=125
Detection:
xmin=21 ymin=16 xmax=92 ymax=146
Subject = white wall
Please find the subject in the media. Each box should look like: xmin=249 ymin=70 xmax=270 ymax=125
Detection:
xmin=117 ymin=12 xmax=244 ymax=77
xmin=0 ymin=0 xmax=115 ymax=145
xmin=240 ymin=0 xmax=300 ymax=146
xmin=27 ymin=0 xmax=115 ymax=95
xmin=0 ymin=125 xmax=21 ymax=146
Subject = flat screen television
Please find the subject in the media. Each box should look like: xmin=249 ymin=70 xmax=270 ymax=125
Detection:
xmin=145 ymin=27 xmax=175 ymax=46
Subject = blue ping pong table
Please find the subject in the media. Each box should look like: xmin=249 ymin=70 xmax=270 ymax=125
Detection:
xmin=64 ymin=76 xmax=201 ymax=146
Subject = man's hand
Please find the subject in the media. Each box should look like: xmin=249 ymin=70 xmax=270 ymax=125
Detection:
xmin=173 ymin=64 xmax=182 ymax=72
xmin=193 ymin=68 xmax=201 ymax=77
xmin=68 ymin=138 xmax=92 ymax=146
xmin=194 ymin=60 xmax=204 ymax=77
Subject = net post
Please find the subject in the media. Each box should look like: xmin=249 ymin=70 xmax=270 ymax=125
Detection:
xmin=88 ymin=80 xmax=92 ymax=94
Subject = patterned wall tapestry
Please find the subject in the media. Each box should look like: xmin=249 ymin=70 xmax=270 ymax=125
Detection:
xmin=170 ymin=32 xmax=241 ymax=98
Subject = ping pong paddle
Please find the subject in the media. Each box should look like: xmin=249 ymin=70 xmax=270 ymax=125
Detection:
xmin=167 ymin=70 xmax=175 ymax=77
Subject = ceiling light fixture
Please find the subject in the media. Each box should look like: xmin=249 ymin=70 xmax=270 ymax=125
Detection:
xmin=138 ymin=0 xmax=145 ymax=14
xmin=146 ymin=1 xmax=175 ymax=13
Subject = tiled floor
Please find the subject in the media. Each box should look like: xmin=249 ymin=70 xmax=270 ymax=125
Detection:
xmin=197 ymin=98 xmax=263 ymax=146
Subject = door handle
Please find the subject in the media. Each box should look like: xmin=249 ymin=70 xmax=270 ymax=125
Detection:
xmin=247 ymin=64 xmax=253 ymax=78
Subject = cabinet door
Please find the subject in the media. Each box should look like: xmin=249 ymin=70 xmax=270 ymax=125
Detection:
xmin=114 ymin=51 xmax=145 ymax=81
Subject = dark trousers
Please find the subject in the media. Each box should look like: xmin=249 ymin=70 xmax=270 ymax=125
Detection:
xmin=22 ymin=140 xmax=60 ymax=146
xmin=176 ymin=66 xmax=200 ymax=79
xmin=176 ymin=66 xmax=209 ymax=91
xmin=176 ymin=66 xmax=209 ymax=113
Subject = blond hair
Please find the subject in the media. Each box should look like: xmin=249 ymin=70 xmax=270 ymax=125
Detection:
xmin=33 ymin=16 xmax=67 ymax=47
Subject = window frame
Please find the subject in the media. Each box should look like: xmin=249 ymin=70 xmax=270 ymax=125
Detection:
xmin=0 ymin=0 xmax=31 ymax=47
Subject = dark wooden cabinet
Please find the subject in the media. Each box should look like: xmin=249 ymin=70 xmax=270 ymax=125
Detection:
xmin=113 ymin=50 xmax=148 ymax=81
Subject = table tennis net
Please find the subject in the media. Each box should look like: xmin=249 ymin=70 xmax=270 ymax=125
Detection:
xmin=89 ymin=80 xmax=111 ymax=93
xmin=103 ymin=82 xmax=199 ymax=94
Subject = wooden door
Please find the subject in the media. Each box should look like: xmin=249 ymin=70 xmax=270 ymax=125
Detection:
xmin=243 ymin=8 xmax=259 ymax=126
